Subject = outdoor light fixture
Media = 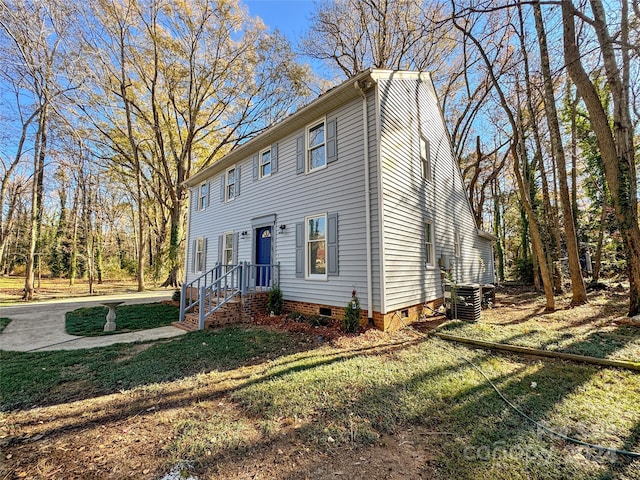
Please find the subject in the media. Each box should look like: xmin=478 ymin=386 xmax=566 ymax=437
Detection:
xmin=279 ymin=224 xmax=286 ymax=232
xmin=241 ymin=231 xmax=248 ymax=238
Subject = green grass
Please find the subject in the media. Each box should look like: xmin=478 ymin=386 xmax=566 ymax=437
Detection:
xmin=2 ymin=323 xmax=639 ymax=479
xmin=0 ymin=326 xmax=296 ymax=411
xmin=65 ymin=302 xmax=179 ymax=336
xmin=229 ymin=338 xmax=640 ymax=479
xmin=436 ymin=319 xmax=640 ymax=363
xmin=0 ymin=317 xmax=11 ymax=333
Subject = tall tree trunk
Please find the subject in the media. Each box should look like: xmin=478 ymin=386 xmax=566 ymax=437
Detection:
xmin=562 ymin=0 xmax=640 ymax=316
xmin=492 ymin=179 xmax=505 ymax=283
xmin=517 ymin=4 xmax=564 ymax=294
xmin=533 ymin=1 xmax=587 ymax=306
xmin=23 ymin=107 xmax=47 ymax=300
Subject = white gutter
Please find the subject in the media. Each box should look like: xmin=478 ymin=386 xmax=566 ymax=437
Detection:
xmin=355 ymin=80 xmax=374 ymax=322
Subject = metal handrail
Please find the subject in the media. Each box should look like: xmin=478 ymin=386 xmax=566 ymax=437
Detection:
xmin=179 ymin=262 xmax=280 ymax=329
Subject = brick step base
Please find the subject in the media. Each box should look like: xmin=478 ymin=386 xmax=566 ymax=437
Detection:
xmin=177 ymin=292 xmax=269 ymax=330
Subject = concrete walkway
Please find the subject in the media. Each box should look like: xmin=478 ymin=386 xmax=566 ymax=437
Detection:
xmin=0 ymin=291 xmax=186 ymax=352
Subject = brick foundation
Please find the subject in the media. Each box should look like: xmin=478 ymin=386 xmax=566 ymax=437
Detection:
xmin=282 ymin=298 xmax=443 ymax=331
xmin=282 ymin=299 xmax=369 ymax=325
xmin=183 ymin=292 xmax=444 ymax=332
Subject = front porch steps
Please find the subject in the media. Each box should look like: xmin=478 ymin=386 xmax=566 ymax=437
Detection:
xmin=177 ymin=297 xmax=244 ymax=330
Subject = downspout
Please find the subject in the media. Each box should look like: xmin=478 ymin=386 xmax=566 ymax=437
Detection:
xmin=355 ymin=80 xmax=374 ymax=322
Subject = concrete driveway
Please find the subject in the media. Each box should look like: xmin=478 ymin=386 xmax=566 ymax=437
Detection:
xmin=0 ymin=291 xmax=186 ymax=352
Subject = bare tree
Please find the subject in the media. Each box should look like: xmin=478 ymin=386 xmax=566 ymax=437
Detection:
xmin=562 ymin=0 xmax=640 ymax=316
xmin=0 ymin=0 xmax=81 ymax=299
xmin=532 ymin=1 xmax=587 ymax=305
xmin=83 ymin=0 xmax=311 ymax=288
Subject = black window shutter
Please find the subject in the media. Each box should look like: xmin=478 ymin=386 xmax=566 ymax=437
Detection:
xmin=327 ymin=213 xmax=338 ymax=276
xmin=327 ymin=118 xmax=337 ymax=164
xmin=235 ymin=166 xmax=241 ymax=196
xmin=252 ymin=154 xmax=259 ymax=180
xmin=271 ymin=142 xmax=278 ymax=174
xmin=220 ymin=175 xmax=225 ymax=201
xmin=295 ymin=222 xmax=304 ymax=278
xmin=217 ymin=234 xmax=223 ymax=263
xmin=233 ymin=232 xmax=239 ymax=264
xmin=295 ymin=135 xmax=305 ymax=174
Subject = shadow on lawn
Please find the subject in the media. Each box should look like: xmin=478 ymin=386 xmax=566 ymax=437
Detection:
xmin=3 ymin=325 xmax=638 ymax=479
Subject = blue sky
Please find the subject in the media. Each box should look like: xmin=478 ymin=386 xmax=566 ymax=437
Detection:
xmin=245 ymin=0 xmax=315 ymax=41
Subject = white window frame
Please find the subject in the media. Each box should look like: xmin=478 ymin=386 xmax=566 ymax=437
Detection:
xmin=198 ymin=182 xmax=208 ymax=211
xmin=195 ymin=237 xmax=205 ymax=273
xmin=425 ymin=221 xmax=435 ymax=268
xmin=305 ymin=213 xmax=328 ymax=280
xmin=306 ymin=119 xmax=326 ymax=173
xmin=223 ymin=232 xmax=234 ymax=265
xmin=259 ymin=147 xmax=271 ymax=179
xmin=225 ymin=167 xmax=236 ymax=201
xmin=454 ymin=230 xmax=461 ymax=258
xmin=420 ymin=136 xmax=432 ymax=181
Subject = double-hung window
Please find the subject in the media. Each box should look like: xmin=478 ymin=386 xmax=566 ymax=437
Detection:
xmin=420 ymin=136 xmax=431 ymax=181
xmin=195 ymin=237 xmax=205 ymax=272
xmin=425 ymin=221 xmax=435 ymax=268
xmin=225 ymin=167 xmax=236 ymax=201
xmin=260 ymin=148 xmax=271 ymax=178
xmin=306 ymin=214 xmax=327 ymax=278
xmin=198 ymin=182 xmax=208 ymax=210
xmin=307 ymin=120 xmax=326 ymax=171
xmin=223 ymin=232 xmax=234 ymax=265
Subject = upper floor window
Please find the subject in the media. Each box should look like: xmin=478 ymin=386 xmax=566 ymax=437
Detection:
xmin=198 ymin=182 xmax=208 ymax=210
xmin=425 ymin=221 xmax=435 ymax=268
xmin=306 ymin=213 xmax=327 ymax=278
xmin=260 ymin=148 xmax=271 ymax=178
xmin=420 ymin=136 xmax=431 ymax=181
xmin=307 ymin=120 xmax=326 ymax=172
xmin=226 ymin=167 xmax=236 ymax=201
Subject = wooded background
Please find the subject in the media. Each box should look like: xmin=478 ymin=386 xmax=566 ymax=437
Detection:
xmin=1 ymin=0 xmax=638 ymax=316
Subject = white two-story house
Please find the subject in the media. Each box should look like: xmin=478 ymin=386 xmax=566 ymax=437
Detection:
xmin=181 ymin=69 xmax=495 ymax=331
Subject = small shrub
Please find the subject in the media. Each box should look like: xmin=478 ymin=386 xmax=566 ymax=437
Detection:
xmin=513 ymin=257 xmax=534 ymax=284
xmin=287 ymin=310 xmax=305 ymax=322
xmin=266 ymin=284 xmax=284 ymax=315
xmin=343 ymin=291 xmax=361 ymax=333
xmin=307 ymin=314 xmax=330 ymax=327
xmin=172 ymin=289 xmax=181 ymax=302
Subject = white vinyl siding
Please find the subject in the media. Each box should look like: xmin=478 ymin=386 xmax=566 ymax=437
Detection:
xmin=379 ymin=76 xmax=492 ymax=312
xmin=185 ymin=92 xmax=380 ymax=313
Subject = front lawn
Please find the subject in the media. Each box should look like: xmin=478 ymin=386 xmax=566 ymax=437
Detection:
xmin=65 ymin=302 xmax=179 ymax=336
xmin=1 ymin=321 xmax=638 ymax=479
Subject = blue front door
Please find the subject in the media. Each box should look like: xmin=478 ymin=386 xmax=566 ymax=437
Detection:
xmin=256 ymin=227 xmax=272 ymax=287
